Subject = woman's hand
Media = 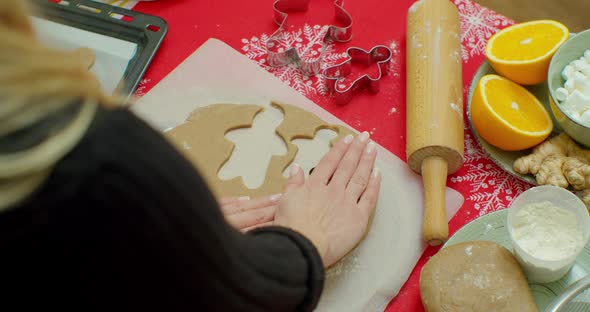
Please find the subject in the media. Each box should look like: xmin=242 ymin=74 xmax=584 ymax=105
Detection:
xmin=219 ymin=194 xmax=282 ymax=232
xmin=274 ymin=132 xmax=381 ymax=268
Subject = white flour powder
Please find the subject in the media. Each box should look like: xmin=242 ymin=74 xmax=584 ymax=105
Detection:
xmin=512 ymin=201 xmax=584 ymax=261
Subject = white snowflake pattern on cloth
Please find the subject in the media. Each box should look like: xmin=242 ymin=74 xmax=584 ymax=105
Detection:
xmin=451 ymin=130 xmax=530 ymax=216
xmin=241 ymin=24 xmax=348 ymax=96
xmin=134 ymin=78 xmax=152 ymax=97
xmin=452 ymin=0 xmax=513 ymax=61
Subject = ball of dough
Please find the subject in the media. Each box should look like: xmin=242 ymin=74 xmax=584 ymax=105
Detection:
xmin=420 ymin=241 xmax=537 ymax=312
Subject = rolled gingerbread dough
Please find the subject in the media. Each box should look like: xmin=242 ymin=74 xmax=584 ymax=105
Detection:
xmin=165 ymin=101 xmax=354 ymax=198
xmin=420 ymin=241 xmax=538 ymax=312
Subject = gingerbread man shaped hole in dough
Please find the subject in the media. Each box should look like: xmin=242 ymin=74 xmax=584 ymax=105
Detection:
xmin=283 ymin=128 xmax=338 ymax=178
xmin=218 ymin=105 xmax=288 ymax=189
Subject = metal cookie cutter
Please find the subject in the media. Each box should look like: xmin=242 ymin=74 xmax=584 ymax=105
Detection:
xmin=323 ymin=45 xmax=392 ymax=105
xmin=266 ymin=0 xmax=353 ymax=76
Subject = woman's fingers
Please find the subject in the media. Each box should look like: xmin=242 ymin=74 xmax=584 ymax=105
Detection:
xmin=226 ymin=205 xmax=277 ymax=230
xmin=358 ymin=168 xmax=382 ymax=218
xmin=220 ymin=194 xmax=283 ymax=230
xmin=283 ymin=163 xmax=305 ymax=193
xmin=218 ymin=196 xmax=249 ymax=207
xmin=330 ymin=132 xmax=371 ymax=188
xmin=309 ymin=134 xmax=354 ymax=185
xmin=346 ymin=141 xmax=378 ymax=201
xmin=242 ymin=221 xmax=275 ymax=233
xmin=220 ymin=193 xmax=282 ymax=215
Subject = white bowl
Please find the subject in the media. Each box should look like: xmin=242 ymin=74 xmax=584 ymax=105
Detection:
xmin=507 ymin=185 xmax=590 ymax=283
xmin=547 ymin=29 xmax=590 ymax=148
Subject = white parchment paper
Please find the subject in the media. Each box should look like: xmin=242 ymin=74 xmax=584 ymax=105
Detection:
xmin=30 ymin=16 xmax=137 ymax=95
xmin=132 ymin=38 xmax=464 ymax=312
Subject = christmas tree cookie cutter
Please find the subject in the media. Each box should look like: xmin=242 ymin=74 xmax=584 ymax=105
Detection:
xmin=266 ymin=0 xmax=353 ymax=76
xmin=323 ymin=45 xmax=392 ymax=105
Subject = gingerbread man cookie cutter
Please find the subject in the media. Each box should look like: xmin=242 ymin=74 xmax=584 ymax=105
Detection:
xmin=266 ymin=0 xmax=353 ymax=76
xmin=322 ymin=45 xmax=392 ymax=105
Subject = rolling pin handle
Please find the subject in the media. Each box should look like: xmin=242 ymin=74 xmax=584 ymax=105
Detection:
xmin=421 ymin=156 xmax=449 ymax=246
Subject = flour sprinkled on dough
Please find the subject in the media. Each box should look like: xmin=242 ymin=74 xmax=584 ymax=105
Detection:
xmin=420 ymin=242 xmax=537 ymax=311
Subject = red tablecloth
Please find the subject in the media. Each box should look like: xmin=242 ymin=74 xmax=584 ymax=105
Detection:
xmin=123 ymin=0 xmax=532 ymax=310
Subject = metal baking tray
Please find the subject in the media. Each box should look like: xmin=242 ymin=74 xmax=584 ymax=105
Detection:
xmin=29 ymin=0 xmax=167 ymax=96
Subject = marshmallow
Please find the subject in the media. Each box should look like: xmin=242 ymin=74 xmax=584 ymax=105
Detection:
xmin=572 ymin=60 xmax=588 ymax=71
xmin=573 ymin=71 xmax=586 ymax=81
xmin=579 ymin=63 xmax=590 ymax=77
xmin=573 ymin=72 xmax=590 ymax=95
xmin=562 ymin=106 xmax=581 ymax=122
xmin=565 ymin=90 xmax=590 ymax=112
xmin=559 ymin=51 xmax=590 ymax=123
xmin=562 ymin=65 xmax=575 ymax=80
xmin=555 ymin=87 xmax=569 ymax=102
xmin=569 ymin=110 xmax=581 ymax=122
xmin=565 ymin=78 xmax=576 ymax=93
xmin=580 ymin=110 xmax=590 ymax=127
xmin=582 ymin=68 xmax=590 ymax=78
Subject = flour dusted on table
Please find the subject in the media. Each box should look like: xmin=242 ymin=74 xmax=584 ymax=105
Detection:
xmin=511 ymin=201 xmax=585 ymax=261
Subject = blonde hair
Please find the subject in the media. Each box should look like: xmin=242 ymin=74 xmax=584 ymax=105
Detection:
xmin=0 ymin=0 xmax=114 ymax=210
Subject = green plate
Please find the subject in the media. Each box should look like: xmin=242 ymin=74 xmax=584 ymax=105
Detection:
xmin=466 ymin=61 xmax=564 ymax=186
xmin=444 ymin=209 xmax=590 ymax=311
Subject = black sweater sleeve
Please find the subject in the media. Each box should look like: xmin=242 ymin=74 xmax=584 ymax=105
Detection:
xmin=36 ymin=107 xmax=324 ymax=311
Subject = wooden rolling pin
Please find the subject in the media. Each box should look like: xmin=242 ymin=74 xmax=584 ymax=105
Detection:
xmin=406 ymin=0 xmax=464 ymax=246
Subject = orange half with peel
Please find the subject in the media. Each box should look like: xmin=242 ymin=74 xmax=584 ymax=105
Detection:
xmin=486 ymin=20 xmax=569 ymax=85
xmin=471 ymin=74 xmax=553 ymax=151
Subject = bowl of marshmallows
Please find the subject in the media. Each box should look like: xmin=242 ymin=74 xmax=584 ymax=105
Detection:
xmin=548 ymin=29 xmax=590 ymax=147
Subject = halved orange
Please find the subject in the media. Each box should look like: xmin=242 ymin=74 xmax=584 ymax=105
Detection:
xmin=471 ymin=75 xmax=553 ymax=151
xmin=486 ymin=20 xmax=569 ymax=85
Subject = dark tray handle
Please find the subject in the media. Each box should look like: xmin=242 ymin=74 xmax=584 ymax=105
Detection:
xmin=31 ymin=0 xmax=168 ymax=96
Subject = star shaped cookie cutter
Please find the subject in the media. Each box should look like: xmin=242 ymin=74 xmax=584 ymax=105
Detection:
xmin=322 ymin=45 xmax=392 ymax=105
xmin=266 ymin=0 xmax=353 ymax=76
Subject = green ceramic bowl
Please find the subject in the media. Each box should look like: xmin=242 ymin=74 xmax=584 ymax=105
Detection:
xmin=547 ymin=29 xmax=590 ymax=148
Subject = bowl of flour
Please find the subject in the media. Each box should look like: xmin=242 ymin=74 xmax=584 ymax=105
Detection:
xmin=507 ymin=185 xmax=590 ymax=283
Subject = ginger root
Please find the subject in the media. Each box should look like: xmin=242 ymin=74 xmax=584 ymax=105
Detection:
xmin=513 ymin=134 xmax=571 ymax=175
xmin=563 ymin=157 xmax=590 ymax=190
xmin=514 ymin=133 xmax=590 ymax=206
xmin=534 ymin=155 xmax=568 ymax=188
xmin=581 ymin=189 xmax=590 ymax=205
